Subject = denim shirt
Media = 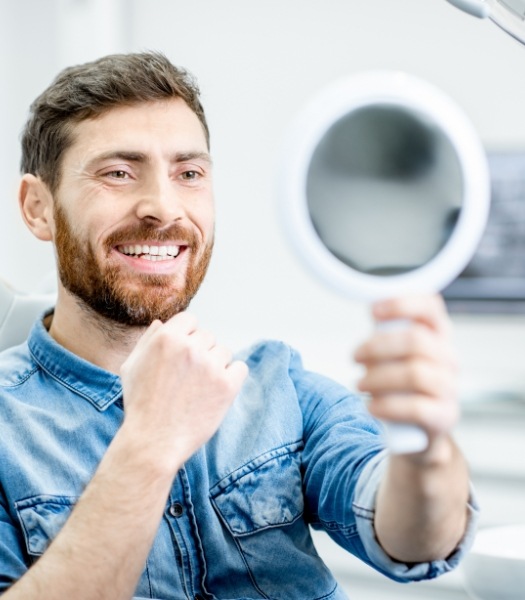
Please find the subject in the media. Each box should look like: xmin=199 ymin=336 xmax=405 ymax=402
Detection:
xmin=0 ymin=314 xmax=479 ymax=599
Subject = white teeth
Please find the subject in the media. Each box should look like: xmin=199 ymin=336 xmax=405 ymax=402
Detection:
xmin=143 ymin=255 xmax=160 ymax=261
xmin=118 ymin=244 xmax=181 ymax=259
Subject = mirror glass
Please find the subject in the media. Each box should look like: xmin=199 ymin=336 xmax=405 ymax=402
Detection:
xmin=306 ymin=104 xmax=463 ymax=276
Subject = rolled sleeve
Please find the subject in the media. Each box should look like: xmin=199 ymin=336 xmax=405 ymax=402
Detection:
xmin=352 ymin=449 xmax=480 ymax=582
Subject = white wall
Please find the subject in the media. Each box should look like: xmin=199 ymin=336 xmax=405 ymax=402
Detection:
xmin=0 ymin=0 xmax=131 ymax=293
xmin=2 ymin=0 xmax=525 ymax=394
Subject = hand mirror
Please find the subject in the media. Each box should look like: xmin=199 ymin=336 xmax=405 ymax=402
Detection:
xmin=278 ymin=71 xmax=490 ymax=453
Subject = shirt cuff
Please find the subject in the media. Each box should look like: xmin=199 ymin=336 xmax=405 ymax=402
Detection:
xmin=352 ymin=448 xmax=480 ymax=582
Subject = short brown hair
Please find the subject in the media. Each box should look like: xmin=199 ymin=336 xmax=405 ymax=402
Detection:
xmin=20 ymin=51 xmax=209 ymax=193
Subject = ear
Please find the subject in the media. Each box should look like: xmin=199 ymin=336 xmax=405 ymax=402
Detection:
xmin=19 ymin=174 xmax=54 ymax=242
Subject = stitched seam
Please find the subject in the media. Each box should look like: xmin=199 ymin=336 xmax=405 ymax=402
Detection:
xmin=0 ymin=365 xmax=39 ymax=389
xmin=210 ymin=439 xmax=303 ymax=495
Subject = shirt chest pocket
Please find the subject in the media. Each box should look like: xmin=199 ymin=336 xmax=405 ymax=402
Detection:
xmin=15 ymin=495 xmax=77 ymax=557
xmin=209 ymin=443 xmax=337 ymax=599
xmin=210 ymin=443 xmax=304 ymax=536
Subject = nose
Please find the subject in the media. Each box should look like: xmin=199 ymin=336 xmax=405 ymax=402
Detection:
xmin=135 ymin=173 xmax=185 ymax=225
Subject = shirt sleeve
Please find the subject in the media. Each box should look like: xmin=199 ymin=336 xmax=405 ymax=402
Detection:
xmin=289 ymin=347 xmax=480 ymax=583
xmin=352 ymin=448 xmax=480 ymax=582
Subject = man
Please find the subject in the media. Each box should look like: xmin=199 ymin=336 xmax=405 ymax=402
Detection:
xmin=0 ymin=52 xmax=477 ymax=599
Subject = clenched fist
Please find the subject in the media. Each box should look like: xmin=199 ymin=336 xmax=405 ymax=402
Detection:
xmin=120 ymin=312 xmax=248 ymax=473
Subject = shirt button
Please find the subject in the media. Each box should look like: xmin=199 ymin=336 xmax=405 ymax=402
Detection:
xmin=169 ymin=502 xmax=184 ymax=518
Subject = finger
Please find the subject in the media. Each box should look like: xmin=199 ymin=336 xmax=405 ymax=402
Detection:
xmin=226 ymin=359 xmax=249 ymax=390
xmin=188 ymin=328 xmax=217 ymax=351
xmin=208 ymin=344 xmax=233 ymax=367
xmin=357 ymin=359 xmax=458 ymax=399
xmin=210 ymin=346 xmax=248 ymax=382
xmin=354 ymin=325 xmax=459 ymax=368
xmin=138 ymin=319 xmax=163 ymax=343
xmin=163 ymin=311 xmax=199 ymax=336
xmin=372 ymin=294 xmax=452 ymax=336
xmin=122 ymin=320 xmax=164 ymax=371
xmin=367 ymin=393 xmax=460 ymax=434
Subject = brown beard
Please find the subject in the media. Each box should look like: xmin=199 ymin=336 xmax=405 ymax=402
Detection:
xmin=53 ymin=202 xmax=213 ymax=326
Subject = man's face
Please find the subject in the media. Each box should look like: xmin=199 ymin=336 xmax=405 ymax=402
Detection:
xmin=51 ymin=98 xmax=215 ymax=326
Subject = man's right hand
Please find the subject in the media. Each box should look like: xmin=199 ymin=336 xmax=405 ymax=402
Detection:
xmin=120 ymin=312 xmax=248 ymax=473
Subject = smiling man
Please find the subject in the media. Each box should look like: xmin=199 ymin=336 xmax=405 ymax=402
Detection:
xmin=0 ymin=52 xmax=478 ymax=600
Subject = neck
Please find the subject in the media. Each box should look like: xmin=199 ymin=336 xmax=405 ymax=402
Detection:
xmin=49 ymin=288 xmax=146 ymax=374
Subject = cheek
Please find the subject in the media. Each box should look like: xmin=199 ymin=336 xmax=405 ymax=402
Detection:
xmin=201 ymin=196 xmax=216 ymax=235
xmin=189 ymin=197 xmax=215 ymax=241
xmin=67 ymin=220 xmax=108 ymax=260
xmin=203 ymin=211 xmax=216 ymax=238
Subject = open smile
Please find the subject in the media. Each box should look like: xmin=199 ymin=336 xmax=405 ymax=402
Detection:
xmin=117 ymin=243 xmax=183 ymax=262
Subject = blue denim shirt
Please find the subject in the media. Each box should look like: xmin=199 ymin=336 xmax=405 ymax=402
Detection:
xmin=0 ymin=314 xmax=478 ymax=599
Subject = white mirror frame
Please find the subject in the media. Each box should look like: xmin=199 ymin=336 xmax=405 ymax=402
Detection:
xmin=278 ymin=71 xmax=491 ymax=302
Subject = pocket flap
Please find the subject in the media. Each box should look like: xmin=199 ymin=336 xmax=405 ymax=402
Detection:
xmin=211 ymin=447 xmax=304 ymax=536
xmin=15 ymin=495 xmax=77 ymax=556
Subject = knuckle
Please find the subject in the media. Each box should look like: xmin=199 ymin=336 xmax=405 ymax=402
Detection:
xmin=219 ymin=346 xmax=233 ymax=365
xmin=155 ymin=328 xmax=178 ymax=355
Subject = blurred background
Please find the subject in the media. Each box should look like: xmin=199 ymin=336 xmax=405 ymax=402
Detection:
xmin=1 ymin=1 xmax=524 ymax=597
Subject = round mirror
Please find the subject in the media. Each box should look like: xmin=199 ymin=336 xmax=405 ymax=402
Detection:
xmin=279 ymin=71 xmax=490 ymax=301
xmin=278 ymin=71 xmax=491 ymax=453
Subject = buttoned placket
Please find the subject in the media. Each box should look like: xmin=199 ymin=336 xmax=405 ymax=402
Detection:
xmin=166 ymin=466 xmax=209 ymax=600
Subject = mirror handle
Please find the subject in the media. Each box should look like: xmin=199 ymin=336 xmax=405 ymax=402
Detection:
xmin=375 ymin=319 xmax=429 ymax=454
xmin=384 ymin=422 xmax=428 ymax=454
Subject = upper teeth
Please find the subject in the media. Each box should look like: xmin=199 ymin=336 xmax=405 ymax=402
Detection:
xmin=118 ymin=244 xmax=180 ymax=260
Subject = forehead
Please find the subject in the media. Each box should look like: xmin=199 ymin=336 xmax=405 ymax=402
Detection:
xmin=66 ymin=98 xmax=208 ymax=158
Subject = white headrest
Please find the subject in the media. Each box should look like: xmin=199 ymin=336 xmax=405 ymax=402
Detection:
xmin=0 ymin=280 xmax=55 ymax=351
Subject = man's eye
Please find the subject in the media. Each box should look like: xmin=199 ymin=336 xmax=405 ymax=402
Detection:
xmin=181 ymin=170 xmax=200 ymax=181
xmin=107 ymin=170 xmax=129 ymax=179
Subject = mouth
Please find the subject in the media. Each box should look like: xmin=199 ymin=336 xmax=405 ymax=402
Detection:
xmin=116 ymin=243 xmax=183 ymax=262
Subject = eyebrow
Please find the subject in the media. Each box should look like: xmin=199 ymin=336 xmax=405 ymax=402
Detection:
xmin=86 ymin=150 xmax=213 ymax=169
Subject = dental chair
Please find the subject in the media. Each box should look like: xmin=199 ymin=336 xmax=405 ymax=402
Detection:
xmin=0 ymin=279 xmax=55 ymax=352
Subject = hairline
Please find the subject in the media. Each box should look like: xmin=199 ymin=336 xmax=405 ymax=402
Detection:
xmin=47 ymin=97 xmax=211 ymax=194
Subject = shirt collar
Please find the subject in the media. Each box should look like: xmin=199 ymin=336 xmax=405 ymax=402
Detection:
xmin=27 ymin=310 xmax=123 ymax=411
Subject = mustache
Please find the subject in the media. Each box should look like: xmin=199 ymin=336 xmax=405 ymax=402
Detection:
xmin=104 ymin=222 xmax=200 ymax=251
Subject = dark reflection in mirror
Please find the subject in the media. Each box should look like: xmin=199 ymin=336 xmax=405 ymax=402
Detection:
xmin=306 ymin=104 xmax=464 ymax=276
